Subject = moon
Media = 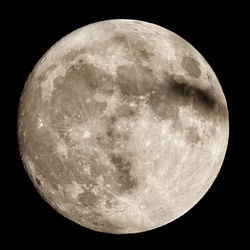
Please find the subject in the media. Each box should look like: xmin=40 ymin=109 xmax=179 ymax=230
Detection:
xmin=17 ymin=19 xmax=229 ymax=234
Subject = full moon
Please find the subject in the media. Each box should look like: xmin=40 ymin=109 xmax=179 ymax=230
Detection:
xmin=17 ymin=19 xmax=229 ymax=234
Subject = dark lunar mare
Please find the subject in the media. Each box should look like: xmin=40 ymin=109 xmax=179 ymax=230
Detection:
xmin=109 ymin=153 xmax=138 ymax=193
xmin=181 ymin=56 xmax=201 ymax=78
xmin=149 ymin=73 xmax=228 ymax=122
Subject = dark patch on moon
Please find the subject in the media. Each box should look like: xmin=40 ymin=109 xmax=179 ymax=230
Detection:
xmin=35 ymin=177 xmax=42 ymax=186
xmin=62 ymin=48 xmax=90 ymax=62
xmin=37 ymin=64 xmax=58 ymax=83
xmin=116 ymin=63 xmax=154 ymax=96
xmin=169 ymin=78 xmax=216 ymax=110
xmin=106 ymin=128 xmax=115 ymax=138
xmin=110 ymin=153 xmax=137 ymax=193
xmin=185 ymin=127 xmax=201 ymax=144
xmin=78 ymin=191 xmax=99 ymax=208
xmin=112 ymin=35 xmax=128 ymax=46
xmin=50 ymin=63 xmax=111 ymax=126
xmin=105 ymin=121 xmax=127 ymax=142
xmin=137 ymin=48 xmax=154 ymax=61
xmin=149 ymin=83 xmax=179 ymax=121
xmin=181 ymin=56 xmax=201 ymax=78
xmin=87 ymin=212 xmax=124 ymax=233
xmin=110 ymin=35 xmax=154 ymax=62
xmin=105 ymin=126 xmax=130 ymax=141
xmin=149 ymin=73 xmax=219 ymax=121
xmin=68 ymin=63 xmax=102 ymax=90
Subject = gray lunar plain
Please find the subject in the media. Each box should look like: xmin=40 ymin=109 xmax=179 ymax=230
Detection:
xmin=17 ymin=19 xmax=229 ymax=234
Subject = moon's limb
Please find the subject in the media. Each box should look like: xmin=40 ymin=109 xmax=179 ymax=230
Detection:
xmin=17 ymin=19 xmax=229 ymax=234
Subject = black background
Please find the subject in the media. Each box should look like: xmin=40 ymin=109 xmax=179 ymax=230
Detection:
xmin=6 ymin=1 xmax=243 ymax=248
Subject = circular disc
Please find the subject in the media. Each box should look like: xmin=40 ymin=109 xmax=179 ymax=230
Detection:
xmin=17 ymin=19 xmax=229 ymax=234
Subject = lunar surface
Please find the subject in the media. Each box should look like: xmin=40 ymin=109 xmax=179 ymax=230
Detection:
xmin=17 ymin=19 xmax=229 ymax=234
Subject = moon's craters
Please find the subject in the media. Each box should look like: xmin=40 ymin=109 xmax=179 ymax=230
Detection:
xmin=18 ymin=19 xmax=229 ymax=234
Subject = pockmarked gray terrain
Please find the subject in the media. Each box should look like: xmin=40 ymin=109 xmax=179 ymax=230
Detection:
xmin=17 ymin=19 xmax=229 ymax=234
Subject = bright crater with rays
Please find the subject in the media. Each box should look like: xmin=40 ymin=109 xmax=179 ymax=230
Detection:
xmin=17 ymin=19 xmax=229 ymax=234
